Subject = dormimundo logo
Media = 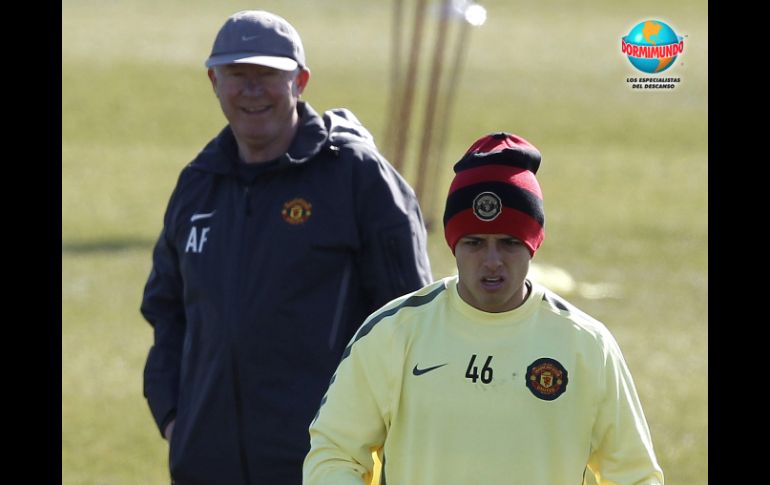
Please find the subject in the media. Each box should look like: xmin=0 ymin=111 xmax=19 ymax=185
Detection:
xmin=621 ymin=20 xmax=684 ymax=74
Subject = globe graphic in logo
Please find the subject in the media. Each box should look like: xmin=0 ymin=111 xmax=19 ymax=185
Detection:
xmin=621 ymin=20 xmax=684 ymax=73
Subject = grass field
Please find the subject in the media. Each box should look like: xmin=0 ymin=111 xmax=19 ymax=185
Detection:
xmin=63 ymin=0 xmax=707 ymax=483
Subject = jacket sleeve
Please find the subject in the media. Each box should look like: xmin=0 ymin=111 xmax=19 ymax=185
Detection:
xmin=303 ymin=315 xmax=398 ymax=485
xmin=140 ymin=187 xmax=186 ymax=437
xmin=586 ymin=333 xmax=665 ymax=484
xmin=351 ymin=148 xmax=432 ymax=309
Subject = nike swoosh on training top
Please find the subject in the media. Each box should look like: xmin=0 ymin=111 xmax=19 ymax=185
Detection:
xmin=412 ymin=363 xmax=448 ymax=376
xmin=190 ymin=211 xmax=216 ymax=222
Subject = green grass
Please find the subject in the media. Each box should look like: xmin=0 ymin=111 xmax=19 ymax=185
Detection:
xmin=63 ymin=0 xmax=707 ymax=483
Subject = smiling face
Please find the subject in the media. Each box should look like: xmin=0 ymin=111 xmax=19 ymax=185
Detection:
xmin=454 ymin=234 xmax=532 ymax=313
xmin=208 ymin=63 xmax=310 ymax=163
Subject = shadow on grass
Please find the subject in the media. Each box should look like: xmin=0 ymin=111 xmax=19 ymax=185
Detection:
xmin=62 ymin=238 xmax=154 ymax=254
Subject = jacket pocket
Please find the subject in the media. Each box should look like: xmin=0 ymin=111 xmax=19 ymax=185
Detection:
xmin=327 ymin=258 xmax=353 ymax=350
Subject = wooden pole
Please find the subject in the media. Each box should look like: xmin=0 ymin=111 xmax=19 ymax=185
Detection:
xmin=427 ymin=14 xmax=473 ymax=225
xmin=390 ymin=0 xmax=429 ymax=175
xmin=413 ymin=0 xmax=452 ymax=227
xmin=383 ymin=0 xmax=404 ymax=160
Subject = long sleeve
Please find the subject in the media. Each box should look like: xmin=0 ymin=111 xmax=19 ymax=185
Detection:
xmin=304 ymin=313 xmax=400 ymax=485
xmin=351 ymin=147 xmax=432 ymax=309
xmin=140 ymin=193 xmax=186 ymax=437
xmin=586 ymin=333 xmax=664 ymax=484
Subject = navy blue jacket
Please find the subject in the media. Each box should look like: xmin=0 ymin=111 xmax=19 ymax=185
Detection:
xmin=141 ymin=102 xmax=432 ymax=485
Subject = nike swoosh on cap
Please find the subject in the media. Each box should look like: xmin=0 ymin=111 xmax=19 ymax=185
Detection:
xmin=412 ymin=363 xmax=448 ymax=376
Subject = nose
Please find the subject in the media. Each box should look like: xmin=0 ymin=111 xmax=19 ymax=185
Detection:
xmin=483 ymin=244 xmax=503 ymax=270
xmin=241 ymin=76 xmax=264 ymax=96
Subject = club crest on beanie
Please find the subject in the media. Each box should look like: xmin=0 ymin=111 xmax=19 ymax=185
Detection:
xmin=443 ymin=132 xmax=545 ymax=256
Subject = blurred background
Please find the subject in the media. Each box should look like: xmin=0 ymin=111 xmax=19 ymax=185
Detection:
xmin=62 ymin=0 xmax=707 ymax=483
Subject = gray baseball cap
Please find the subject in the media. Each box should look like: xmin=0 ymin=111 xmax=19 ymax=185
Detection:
xmin=205 ymin=10 xmax=306 ymax=71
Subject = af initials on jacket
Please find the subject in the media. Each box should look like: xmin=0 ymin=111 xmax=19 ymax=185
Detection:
xmin=184 ymin=211 xmax=215 ymax=253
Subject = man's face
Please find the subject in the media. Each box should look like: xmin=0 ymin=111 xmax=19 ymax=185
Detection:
xmin=455 ymin=234 xmax=531 ymax=313
xmin=208 ymin=63 xmax=309 ymax=153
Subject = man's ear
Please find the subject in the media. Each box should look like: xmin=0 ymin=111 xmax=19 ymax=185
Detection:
xmin=208 ymin=68 xmax=219 ymax=97
xmin=294 ymin=68 xmax=311 ymax=96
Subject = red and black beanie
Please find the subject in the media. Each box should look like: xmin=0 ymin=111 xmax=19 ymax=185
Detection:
xmin=443 ymin=132 xmax=544 ymax=256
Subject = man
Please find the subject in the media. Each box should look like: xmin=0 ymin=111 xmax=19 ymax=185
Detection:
xmin=304 ymin=132 xmax=665 ymax=485
xmin=140 ymin=10 xmax=432 ymax=485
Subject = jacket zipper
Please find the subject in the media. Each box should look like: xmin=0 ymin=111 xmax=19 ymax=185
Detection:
xmin=243 ymin=185 xmax=252 ymax=216
xmin=232 ymin=354 xmax=252 ymax=485
xmin=233 ymin=182 xmax=252 ymax=483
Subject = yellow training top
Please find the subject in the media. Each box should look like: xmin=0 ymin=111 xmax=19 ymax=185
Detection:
xmin=304 ymin=276 xmax=664 ymax=485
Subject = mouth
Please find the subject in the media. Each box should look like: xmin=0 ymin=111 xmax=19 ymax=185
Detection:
xmin=241 ymin=105 xmax=270 ymax=115
xmin=480 ymin=276 xmax=505 ymax=291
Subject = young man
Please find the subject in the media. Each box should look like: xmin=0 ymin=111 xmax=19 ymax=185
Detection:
xmin=304 ymin=132 xmax=664 ymax=485
xmin=140 ymin=10 xmax=432 ymax=485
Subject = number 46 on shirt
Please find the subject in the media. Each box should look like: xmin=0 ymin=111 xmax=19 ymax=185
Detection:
xmin=465 ymin=354 xmax=494 ymax=384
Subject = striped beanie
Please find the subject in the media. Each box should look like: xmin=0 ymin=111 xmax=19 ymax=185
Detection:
xmin=443 ymin=132 xmax=545 ymax=256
